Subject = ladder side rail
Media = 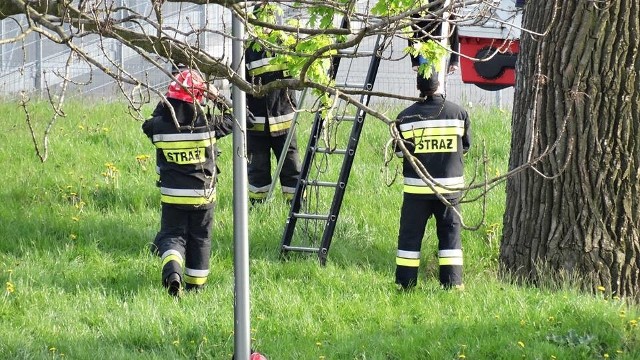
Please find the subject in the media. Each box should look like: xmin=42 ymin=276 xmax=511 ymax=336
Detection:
xmin=266 ymin=88 xmax=309 ymax=201
xmin=280 ymin=111 xmax=326 ymax=250
xmin=280 ymin=14 xmax=351 ymax=253
xmin=317 ymin=36 xmax=384 ymax=265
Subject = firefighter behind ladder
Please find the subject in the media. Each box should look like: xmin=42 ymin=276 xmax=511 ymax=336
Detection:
xmin=393 ymin=70 xmax=471 ymax=290
xmin=244 ymin=5 xmax=302 ymax=204
xmin=408 ymin=0 xmax=460 ymax=75
xmin=143 ymin=68 xmax=235 ymax=296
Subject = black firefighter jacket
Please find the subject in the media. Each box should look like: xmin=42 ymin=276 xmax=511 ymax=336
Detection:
xmin=143 ymin=98 xmax=234 ymax=209
xmin=245 ymin=42 xmax=297 ymax=137
xmin=395 ymin=95 xmax=471 ymax=199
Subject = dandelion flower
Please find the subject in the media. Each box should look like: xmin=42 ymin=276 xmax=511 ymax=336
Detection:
xmin=517 ymin=341 xmax=525 ymax=348
xmin=597 ymin=286 xmax=606 ymax=292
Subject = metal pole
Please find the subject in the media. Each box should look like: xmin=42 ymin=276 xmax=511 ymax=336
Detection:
xmin=34 ymin=33 xmax=43 ymax=96
xmin=495 ymin=89 xmax=503 ymax=110
xmin=438 ymin=0 xmax=451 ymax=95
xmin=231 ymin=13 xmax=251 ymax=360
xmin=199 ymin=5 xmax=208 ymax=51
xmin=117 ymin=0 xmax=125 ymax=77
xmin=1 ymin=21 xmax=4 ymax=72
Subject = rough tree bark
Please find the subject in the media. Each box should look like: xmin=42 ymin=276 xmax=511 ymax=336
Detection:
xmin=500 ymin=0 xmax=640 ymax=300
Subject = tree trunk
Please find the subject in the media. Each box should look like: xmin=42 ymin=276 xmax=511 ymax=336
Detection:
xmin=500 ymin=0 xmax=640 ymax=301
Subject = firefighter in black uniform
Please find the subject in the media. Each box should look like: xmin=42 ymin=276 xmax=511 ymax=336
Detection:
xmin=245 ymin=40 xmax=301 ymax=203
xmin=393 ymin=71 xmax=471 ymax=290
xmin=143 ymin=69 xmax=234 ymax=296
xmin=409 ymin=1 xmax=459 ymax=74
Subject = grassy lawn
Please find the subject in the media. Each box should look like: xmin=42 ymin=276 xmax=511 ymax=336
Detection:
xmin=0 ymin=100 xmax=638 ymax=359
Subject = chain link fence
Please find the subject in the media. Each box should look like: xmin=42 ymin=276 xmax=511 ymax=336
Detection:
xmin=0 ymin=2 xmax=513 ymax=110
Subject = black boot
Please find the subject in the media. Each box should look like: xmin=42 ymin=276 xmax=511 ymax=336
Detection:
xmin=165 ymin=272 xmax=182 ymax=297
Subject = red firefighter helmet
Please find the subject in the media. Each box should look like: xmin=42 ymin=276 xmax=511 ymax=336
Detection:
xmin=166 ymin=69 xmax=208 ymax=103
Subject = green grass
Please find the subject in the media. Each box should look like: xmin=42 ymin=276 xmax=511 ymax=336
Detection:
xmin=0 ymin=100 xmax=638 ymax=360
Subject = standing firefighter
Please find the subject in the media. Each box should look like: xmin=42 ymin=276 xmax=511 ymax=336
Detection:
xmin=143 ymin=68 xmax=234 ymax=296
xmin=393 ymin=72 xmax=471 ymax=290
xmin=244 ymin=38 xmax=302 ymax=203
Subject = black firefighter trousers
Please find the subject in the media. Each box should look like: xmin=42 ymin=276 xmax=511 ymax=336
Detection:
xmin=247 ymin=131 xmax=301 ymax=201
xmin=395 ymin=195 xmax=463 ymax=289
xmin=155 ymin=204 xmax=213 ymax=290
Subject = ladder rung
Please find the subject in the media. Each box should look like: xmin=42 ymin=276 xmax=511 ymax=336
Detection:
xmin=293 ymin=212 xmax=330 ymax=220
xmin=316 ymin=147 xmax=347 ymax=154
xmin=304 ymin=180 xmax=338 ymax=188
xmin=337 ymin=82 xmax=366 ymax=89
xmin=337 ymin=49 xmax=375 ymax=57
xmin=282 ymin=245 xmax=320 ymax=253
xmin=336 ymin=115 xmax=357 ymax=122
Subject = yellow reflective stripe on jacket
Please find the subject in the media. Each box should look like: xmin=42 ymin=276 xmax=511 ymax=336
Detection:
xmin=401 ymin=127 xmax=464 ymax=138
xmin=270 ymin=112 xmax=295 ymax=124
xmin=403 ymin=176 xmax=464 ymax=194
xmin=161 ymin=194 xmax=215 ymax=205
xmin=396 ymin=257 xmax=420 ymax=267
xmin=248 ymin=63 xmax=289 ymax=77
xmin=269 ymin=119 xmax=292 ymax=133
xmin=246 ymin=57 xmax=274 ymax=70
xmin=398 ymin=119 xmax=465 ymax=132
xmin=250 ymin=113 xmax=294 ymax=133
xmin=246 ymin=55 xmax=288 ymax=76
xmin=160 ymin=187 xmax=216 ymax=205
xmin=248 ymin=64 xmax=288 ymax=76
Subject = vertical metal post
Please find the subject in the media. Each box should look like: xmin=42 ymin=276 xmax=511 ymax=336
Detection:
xmin=116 ymin=0 xmax=125 ymax=77
xmin=437 ymin=0 xmax=451 ymax=94
xmin=495 ymin=89 xmax=503 ymax=109
xmin=34 ymin=33 xmax=43 ymax=96
xmin=116 ymin=0 xmax=129 ymax=74
xmin=231 ymin=13 xmax=251 ymax=360
xmin=1 ymin=21 xmax=4 ymax=72
xmin=199 ymin=5 xmax=208 ymax=51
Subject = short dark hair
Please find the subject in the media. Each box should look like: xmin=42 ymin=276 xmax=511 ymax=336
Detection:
xmin=417 ymin=71 xmax=440 ymax=97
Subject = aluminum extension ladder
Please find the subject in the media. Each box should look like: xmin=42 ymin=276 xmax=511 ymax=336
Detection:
xmin=280 ymin=33 xmax=384 ymax=265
